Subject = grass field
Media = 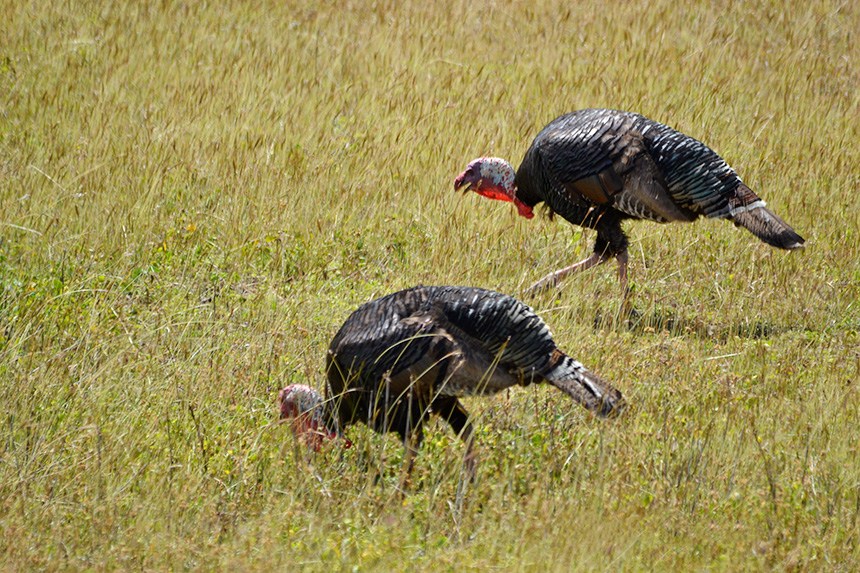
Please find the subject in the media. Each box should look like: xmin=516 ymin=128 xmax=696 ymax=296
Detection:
xmin=2 ymin=0 xmax=859 ymax=569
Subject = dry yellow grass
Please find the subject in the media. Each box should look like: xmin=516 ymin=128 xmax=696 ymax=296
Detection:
xmin=1 ymin=0 xmax=859 ymax=569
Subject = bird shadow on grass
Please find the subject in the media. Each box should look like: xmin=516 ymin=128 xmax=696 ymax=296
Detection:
xmin=594 ymin=307 xmax=782 ymax=341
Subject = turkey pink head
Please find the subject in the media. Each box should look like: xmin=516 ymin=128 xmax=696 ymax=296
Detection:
xmin=278 ymin=384 xmax=351 ymax=451
xmin=454 ymin=157 xmax=534 ymax=219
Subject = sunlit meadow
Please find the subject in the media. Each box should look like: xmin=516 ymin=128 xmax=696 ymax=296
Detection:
xmin=1 ymin=0 xmax=859 ymax=569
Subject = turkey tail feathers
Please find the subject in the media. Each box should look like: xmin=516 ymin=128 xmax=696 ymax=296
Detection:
xmin=729 ymin=196 xmax=805 ymax=250
xmin=543 ymin=354 xmax=625 ymax=417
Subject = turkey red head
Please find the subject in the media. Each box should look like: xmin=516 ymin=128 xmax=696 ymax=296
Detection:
xmin=278 ymin=384 xmax=351 ymax=451
xmin=454 ymin=157 xmax=534 ymax=219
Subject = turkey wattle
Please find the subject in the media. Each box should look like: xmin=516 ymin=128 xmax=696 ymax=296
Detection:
xmin=454 ymin=108 xmax=805 ymax=305
xmin=279 ymin=286 xmax=624 ymax=475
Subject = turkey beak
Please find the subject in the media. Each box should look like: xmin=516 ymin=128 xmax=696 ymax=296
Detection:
xmin=454 ymin=175 xmax=477 ymax=195
xmin=454 ymin=172 xmax=475 ymax=194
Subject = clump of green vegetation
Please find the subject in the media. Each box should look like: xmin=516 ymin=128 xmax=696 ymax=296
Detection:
xmin=1 ymin=0 xmax=858 ymax=569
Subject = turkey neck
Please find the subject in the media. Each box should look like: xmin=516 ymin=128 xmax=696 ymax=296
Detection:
xmin=515 ymin=157 xmax=630 ymax=256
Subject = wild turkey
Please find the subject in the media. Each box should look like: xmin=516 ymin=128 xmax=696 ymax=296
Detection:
xmin=278 ymin=285 xmax=624 ymax=476
xmin=454 ymin=108 xmax=805 ymax=307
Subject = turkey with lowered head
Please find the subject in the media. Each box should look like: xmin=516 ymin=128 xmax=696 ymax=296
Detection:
xmin=279 ymin=286 xmax=624 ymax=477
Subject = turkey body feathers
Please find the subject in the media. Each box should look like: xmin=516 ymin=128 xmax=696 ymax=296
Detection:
xmin=325 ymin=286 xmax=623 ymax=445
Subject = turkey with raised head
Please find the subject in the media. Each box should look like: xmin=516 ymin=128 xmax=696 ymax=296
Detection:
xmin=279 ymin=286 xmax=624 ymax=477
xmin=454 ymin=108 xmax=805 ymax=309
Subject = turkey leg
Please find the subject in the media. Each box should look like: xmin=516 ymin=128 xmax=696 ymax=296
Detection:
xmin=526 ymin=252 xmax=610 ymax=296
xmin=616 ymin=249 xmax=635 ymax=318
xmin=433 ymin=397 xmax=477 ymax=480
xmin=398 ymin=428 xmax=422 ymax=492
xmin=528 ymin=248 xmax=634 ymax=316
